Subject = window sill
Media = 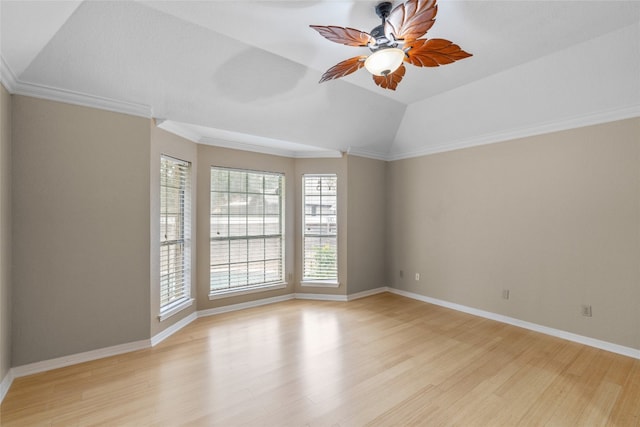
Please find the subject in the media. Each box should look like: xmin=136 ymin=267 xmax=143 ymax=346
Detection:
xmin=301 ymin=280 xmax=340 ymax=288
xmin=209 ymin=282 xmax=288 ymax=300
xmin=159 ymin=298 xmax=194 ymax=321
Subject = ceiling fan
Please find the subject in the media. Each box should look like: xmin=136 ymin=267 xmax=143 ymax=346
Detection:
xmin=310 ymin=0 xmax=472 ymax=91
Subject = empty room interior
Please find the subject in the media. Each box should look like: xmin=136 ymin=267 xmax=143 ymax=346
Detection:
xmin=0 ymin=0 xmax=639 ymax=425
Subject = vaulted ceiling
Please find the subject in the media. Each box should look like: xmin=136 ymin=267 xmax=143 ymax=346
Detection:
xmin=1 ymin=1 xmax=639 ymax=159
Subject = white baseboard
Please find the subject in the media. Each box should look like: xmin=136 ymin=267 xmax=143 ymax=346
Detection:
xmin=294 ymin=292 xmax=348 ymax=301
xmin=11 ymin=339 xmax=151 ymax=379
xmin=6 ymin=285 xmax=635 ymax=405
xmin=346 ymin=287 xmax=389 ymax=301
xmin=198 ymin=294 xmax=295 ymax=318
xmin=151 ymin=311 xmax=198 ymax=346
xmin=4 ymin=291 xmax=330 ymax=391
xmin=0 ymin=368 xmax=14 ymax=403
xmin=387 ymin=287 xmax=640 ymax=360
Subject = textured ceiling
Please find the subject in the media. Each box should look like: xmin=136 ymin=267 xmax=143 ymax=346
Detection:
xmin=1 ymin=1 xmax=639 ymax=159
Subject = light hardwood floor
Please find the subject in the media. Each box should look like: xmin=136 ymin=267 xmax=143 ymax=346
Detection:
xmin=2 ymin=293 xmax=639 ymax=426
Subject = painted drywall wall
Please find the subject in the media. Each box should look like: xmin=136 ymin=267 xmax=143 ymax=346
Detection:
xmin=347 ymin=156 xmax=387 ymax=294
xmin=11 ymin=96 xmax=151 ymax=365
xmin=196 ymin=144 xmax=296 ymax=310
xmin=0 ymin=84 xmax=12 ymax=382
xmin=150 ymin=124 xmax=198 ymax=337
xmin=295 ymin=156 xmax=349 ymax=296
xmin=387 ymin=117 xmax=640 ymax=350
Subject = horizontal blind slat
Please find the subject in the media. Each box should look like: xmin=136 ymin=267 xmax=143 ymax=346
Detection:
xmin=302 ymin=174 xmax=338 ymax=281
xmin=160 ymin=155 xmax=192 ymax=311
xmin=210 ymin=167 xmax=284 ymax=292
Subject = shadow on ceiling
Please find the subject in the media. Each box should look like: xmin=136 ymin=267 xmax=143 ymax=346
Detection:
xmin=213 ymin=47 xmax=307 ymax=103
xmin=258 ymin=1 xmax=321 ymax=9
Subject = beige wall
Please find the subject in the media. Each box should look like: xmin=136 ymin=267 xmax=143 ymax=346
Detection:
xmin=196 ymin=144 xmax=297 ymax=309
xmin=11 ymin=96 xmax=152 ymax=365
xmin=295 ymin=156 xmax=349 ymax=295
xmin=5 ymin=91 xmax=638 ymax=370
xmin=387 ymin=118 xmax=640 ymax=349
xmin=150 ymin=125 xmax=198 ymax=336
xmin=347 ymin=155 xmax=387 ymax=294
xmin=0 ymin=84 xmax=11 ymax=381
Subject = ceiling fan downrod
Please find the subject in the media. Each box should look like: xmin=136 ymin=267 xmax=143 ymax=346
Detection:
xmin=370 ymin=1 xmax=395 ymax=51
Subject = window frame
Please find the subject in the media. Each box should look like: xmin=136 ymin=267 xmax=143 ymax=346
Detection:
xmin=159 ymin=155 xmax=193 ymax=320
xmin=209 ymin=166 xmax=286 ymax=299
xmin=301 ymin=174 xmax=339 ymax=287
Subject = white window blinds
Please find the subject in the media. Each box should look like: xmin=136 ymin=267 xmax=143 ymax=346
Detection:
xmin=160 ymin=156 xmax=191 ymax=310
xmin=302 ymin=174 xmax=338 ymax=281
xmin=210 ymin=167 xmax=284 ymax=292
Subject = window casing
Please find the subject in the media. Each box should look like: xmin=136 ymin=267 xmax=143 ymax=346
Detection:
xmin=302 ymin=174 xmax=338 ymax=283
xmin=160 ymin=156 xmax=191 ymax=314
xmin=210 ymin=167 xmax=285 ymax=295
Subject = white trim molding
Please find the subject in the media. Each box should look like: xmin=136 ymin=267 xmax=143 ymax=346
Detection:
xmin=11 ymin=339 xmax=151 ymax=379
xmin=388 ymin=104 xmax=640 ymax=161
xmin=199 ymin=294 xmax=295 ymax=318
xmin=346 ymin=146 xmax=390 ymax=161
xmin=0 ymin=369 xmax=14 ymax=403
xmin=294 ymin=292 xmax=348 ymax=302
xmin=346 ymin=287 xmax=389 ymax=301
xmin=208 ymin=283 xmax=288 ymax=300
xmin=387 ymin=287 xmax=640 ymax=360
xmin=0 ymin=55 xmax=18 ymax=93
xmin=151 ymin=311 xmax=198 ymax=347
xmin=0 ymin=54 xmax=151 ymax=118
xmin=158 ymin=298 xmax=194 ymax=321
xmin=157 ymin=120 xmax=343 ymax=159
xmin=4 ymin=286 xmax=636 ymax=404
xmin=10 ymin=80 xmax=152 ymax=118
xmin=300 ymin=280 xmax=340 ymax=288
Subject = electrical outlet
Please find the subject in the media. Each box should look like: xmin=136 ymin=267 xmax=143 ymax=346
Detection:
xmin=399 ymin=270 xmax=404 ymax=278
xmin=415 ymin=273 xmax=420 ymax=281
xmin=288 ymin=273 xmax=292 ymax=281
xmin=581 ymin=304 xmax=592 ymax=317
xmin=502 ymin=289 xmax=510 ymax=300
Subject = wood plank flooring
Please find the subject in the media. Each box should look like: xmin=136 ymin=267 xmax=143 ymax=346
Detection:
xmin=1 ymin=293 xmax=639 ymax=426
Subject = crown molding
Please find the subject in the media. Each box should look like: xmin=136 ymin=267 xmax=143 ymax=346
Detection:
xmin=388 ymin=104 xmax=640 ymax=161
xmin=0 ymin=55 xmax=18 ymax=93
xmin=346 ymin=146 xmax=390 ymax=161
xmin=200 ymin=136 xmax=341 ymax=159
xmin=157 ymin=119 xmax=343 ymax=159
xmin=5 ymin=48 xmax=637 ymax=163
xmin=11 ymin=80 xmax=152 ymax=118
xmin=155 ymin=119 xmax=202 ymax=144
xmin=0 ymin=54 xmax=151 ymax=118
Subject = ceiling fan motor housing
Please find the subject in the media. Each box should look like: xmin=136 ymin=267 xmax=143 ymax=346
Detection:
xmin=375 ymin=2 xmax=393 ymax=20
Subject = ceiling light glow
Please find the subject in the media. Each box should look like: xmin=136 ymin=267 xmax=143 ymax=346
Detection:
xmin=364 ymin=48 xmax=405 ymax=76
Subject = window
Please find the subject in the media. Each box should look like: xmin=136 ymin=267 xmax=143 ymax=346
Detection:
xmin=160 ymin=156 xmax=191 ymax=316
xmin=210 ymin=167 xmax=285 ymax=296
xmin=302 ymin=174 xmax=338 ymax=284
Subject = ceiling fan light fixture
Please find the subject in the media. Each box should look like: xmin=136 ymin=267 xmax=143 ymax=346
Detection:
xmin=311 ymin=0 xmax=472 ymax=89
xmin=364 ymin=47 xmax=405 ymax=76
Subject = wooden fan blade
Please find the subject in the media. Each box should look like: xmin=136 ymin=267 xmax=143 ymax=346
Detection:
xmin=372 ymin=64 xmax=406 ymax=91
xmin=319 ymin=56 xmax=367 ymax=83
xmin=385 ymin=0 xmax=437 ymax=43
xmin=310 ymin=25 xmax=373 ymax=47
xmin=404 ymin=38 xmax=472 ymax=67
